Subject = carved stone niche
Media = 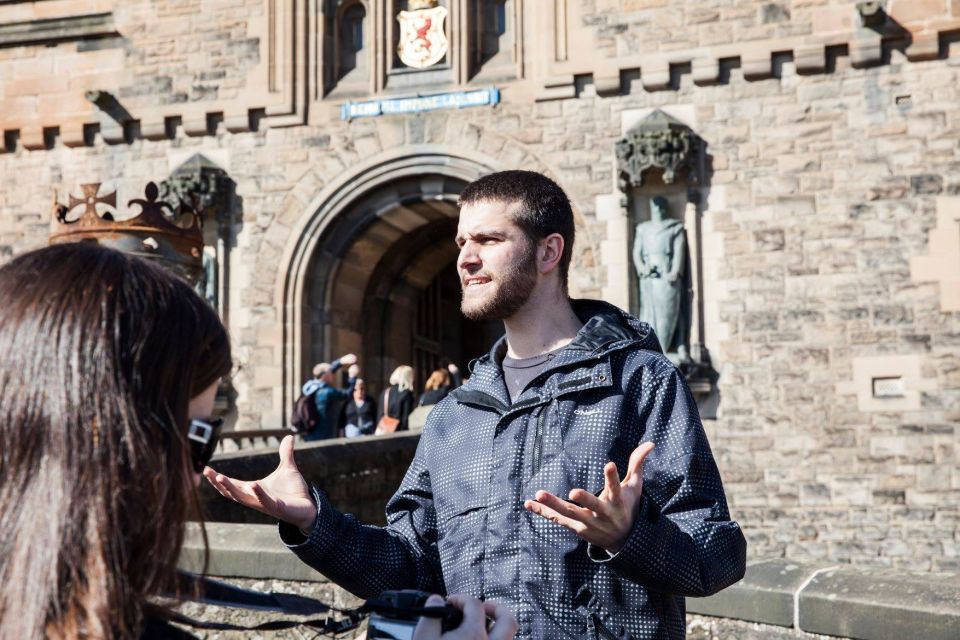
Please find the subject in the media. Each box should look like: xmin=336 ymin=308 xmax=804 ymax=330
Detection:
xmin=324 ymin=0 xmax=372 ymax=97
xmin=616 ymin=110 xmax=716 ymax=404
xmin=161 ymin=154 xmax=239 ymax=421
xmin=467 ymin=0 xmax=519 ymax=82
xmin=160 ymin=154 xmax=236 ymax=321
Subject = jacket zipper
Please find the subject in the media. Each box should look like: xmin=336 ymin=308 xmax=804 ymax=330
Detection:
xmin=532 ymin=402 xmax=549 ymax=477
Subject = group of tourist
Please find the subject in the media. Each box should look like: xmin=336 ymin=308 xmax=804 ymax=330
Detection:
xmin=298 ymin=355 xmax=461 ymax=440
xmin=0 ymin=169 xmax=745 ymax=640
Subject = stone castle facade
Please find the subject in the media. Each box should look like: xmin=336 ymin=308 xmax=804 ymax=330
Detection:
xmin=1 ymin=0 xmax=958 ymax=571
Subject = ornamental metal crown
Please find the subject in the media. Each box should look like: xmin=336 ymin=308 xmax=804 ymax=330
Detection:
xmin=49 ymin=182 xmax=204 ymax=284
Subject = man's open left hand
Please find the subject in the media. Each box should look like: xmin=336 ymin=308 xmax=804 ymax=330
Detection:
xmin=523 ymin=442 xmax=654 ymax=554
xmin=203 ymin=435 xmax=317 ymax=531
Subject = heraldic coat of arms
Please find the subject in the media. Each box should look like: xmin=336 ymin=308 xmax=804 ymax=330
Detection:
xmin=397 ymin=0 xmax=448 ymax=69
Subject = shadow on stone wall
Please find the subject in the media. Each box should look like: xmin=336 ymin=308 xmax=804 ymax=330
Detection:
xmin=199 ymin=432 xmax=420 ymax=526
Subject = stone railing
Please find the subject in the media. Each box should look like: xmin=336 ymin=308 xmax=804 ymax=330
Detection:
xmin=688 ymin=559 xmax=960 ymax=640
xmin=200 ymin=431 xmax=421 ymax=526
xmin=179 ymin=526 xmax=960 ymax=640
xmin=217 ymin=428 xmax=295 ymax=452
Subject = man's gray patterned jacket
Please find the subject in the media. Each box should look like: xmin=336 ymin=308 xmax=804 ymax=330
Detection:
xmin=281 ymin=299 xmax=747 ymax=639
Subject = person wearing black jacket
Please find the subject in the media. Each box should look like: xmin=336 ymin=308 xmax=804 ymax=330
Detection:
xmin=206 ymin=171 xmax=745 ymax=639
xmin=419 ymin=368 xmax=452 ymax=407
xmin=340 ymin=378 xmax=377 ymax=437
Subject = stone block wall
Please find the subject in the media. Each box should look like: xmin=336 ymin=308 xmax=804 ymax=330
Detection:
xmin=0 ymin=0 xmax=265 ymax=146
xmin=0 ymin=1 xmax=957 ymax=572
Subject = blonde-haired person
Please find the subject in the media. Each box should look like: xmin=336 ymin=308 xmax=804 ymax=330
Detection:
xmin=377 ymin=365 xmax=415 ymax=433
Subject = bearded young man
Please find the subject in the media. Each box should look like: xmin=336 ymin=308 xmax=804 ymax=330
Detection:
xmin=205 ymin=170 xmax=747 ymax=639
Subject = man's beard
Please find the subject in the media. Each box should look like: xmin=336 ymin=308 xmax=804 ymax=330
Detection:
xmin=461 ymin=249 xmax=538 ymax=321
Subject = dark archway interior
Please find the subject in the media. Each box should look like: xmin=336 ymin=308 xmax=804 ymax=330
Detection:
xmin=361 ymin=217 xmax=502 ymax=395
xmin=409 ymin=257 xmax=504 ymax=391
xmin=304 ymin=173 xmax=503 ymax=401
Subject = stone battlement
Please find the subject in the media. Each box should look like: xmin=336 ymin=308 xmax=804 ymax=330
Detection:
xmin=4 ymin=1 xmax=960 ymax=150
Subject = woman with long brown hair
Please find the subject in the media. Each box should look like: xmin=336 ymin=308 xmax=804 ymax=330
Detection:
xmin=0 ymin=242 xmax=232 ymax=639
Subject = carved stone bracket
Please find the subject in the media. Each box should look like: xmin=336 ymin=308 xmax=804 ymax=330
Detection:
xmin=161 ymin=154 xmax=235 ymax=227
xmin=615 ymin=109 xmax=701 ymax=192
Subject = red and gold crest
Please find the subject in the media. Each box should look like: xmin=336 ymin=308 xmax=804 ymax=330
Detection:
xmin=397 ymin=0 xmax=448 ymax=69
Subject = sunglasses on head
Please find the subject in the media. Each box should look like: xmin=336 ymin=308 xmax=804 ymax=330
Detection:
xmin=187 ymin=417 xmax=224 ymax=473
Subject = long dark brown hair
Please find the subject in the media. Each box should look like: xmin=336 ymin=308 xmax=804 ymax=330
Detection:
xmin=0 ymin=242 xmax=232 ymax=639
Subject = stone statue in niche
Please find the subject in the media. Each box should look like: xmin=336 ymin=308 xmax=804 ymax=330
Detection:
xmin=633 ymin=196 xmax=690 ymax=362
xmin=197 ymin=245 xmax=218 ymax=309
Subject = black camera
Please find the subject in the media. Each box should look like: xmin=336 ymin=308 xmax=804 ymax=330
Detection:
xmin=366 ymin=590 xmax=464 ymax=640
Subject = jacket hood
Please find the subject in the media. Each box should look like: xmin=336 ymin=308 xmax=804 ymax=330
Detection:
xmin=567 ymin=298 xmax=662 ymax=355
xmin=302 ymin=379 xmax=323 ymax=395
xmin=475 ymin=298 xmax=662 ymax=370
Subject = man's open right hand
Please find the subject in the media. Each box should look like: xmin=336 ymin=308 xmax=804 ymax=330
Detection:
xmin=203 ymin=435 xmax=317 ymax=532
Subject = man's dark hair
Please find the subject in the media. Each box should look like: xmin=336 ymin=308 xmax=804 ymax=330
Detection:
xmin=459 ymin=170 xmax=575 ymax=288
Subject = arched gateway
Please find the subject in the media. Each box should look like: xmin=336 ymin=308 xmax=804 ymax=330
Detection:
xmin=276 ymin=147 xmax=505 ymax=414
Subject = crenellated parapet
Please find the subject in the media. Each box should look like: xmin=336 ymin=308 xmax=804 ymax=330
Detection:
xmin=531 ymin=0 xmax=960 ymax=100
xmin=0 ymin=0 xmax=307 ymax=151
xmin=1 ymin=0 xmax=959 ymax=152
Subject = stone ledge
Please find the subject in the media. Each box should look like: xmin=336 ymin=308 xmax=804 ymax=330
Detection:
xmin=180 ymin=522 xmax=329 ymax=584
xmin=182 ymin=528 xmax=960 ymax=640
xmin=689 ymin=559 xmax=960 ymax=640
xmin=800 ymin=566 xmax=960 ymax=640
xmin=0 ymin=13 xmax=117 ymax=49
xmin=686 ymin=559 xmax=808 ymax=627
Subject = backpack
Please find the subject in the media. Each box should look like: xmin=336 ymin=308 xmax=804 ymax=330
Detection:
xmin=290 ymin=390 xmax=321 ymax=434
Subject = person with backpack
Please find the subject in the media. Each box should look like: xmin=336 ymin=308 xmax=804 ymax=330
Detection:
xmin=376 ymin=365 xmax=415 ymax=434
xmin=292 ymin=355 xmax=359 ymax=440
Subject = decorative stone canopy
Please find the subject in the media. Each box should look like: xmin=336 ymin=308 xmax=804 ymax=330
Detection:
xmin=615 ymin=109 xmax=701 ymax=191
xmin=161 ymin=154 xmax=235 ymax=226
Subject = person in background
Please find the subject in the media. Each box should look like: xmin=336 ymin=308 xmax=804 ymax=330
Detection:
xmin=440 ymin=358 xmax=463 ymax=388
xmin=301 ymin=357 xmax=359 ymax=440
xmin=340 ymin=378 xmax=377 ymax=438
xmin=0 ymin=243 xmax=232 ymax=640
xmin=377 ymin=365 xmax=415 ymax=433
xmin=419 ymin=368 xmax=452 ymax=407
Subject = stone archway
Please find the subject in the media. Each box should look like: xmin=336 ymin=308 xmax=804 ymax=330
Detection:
xmin=275 ymin=147 xmax=502 ymax=414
